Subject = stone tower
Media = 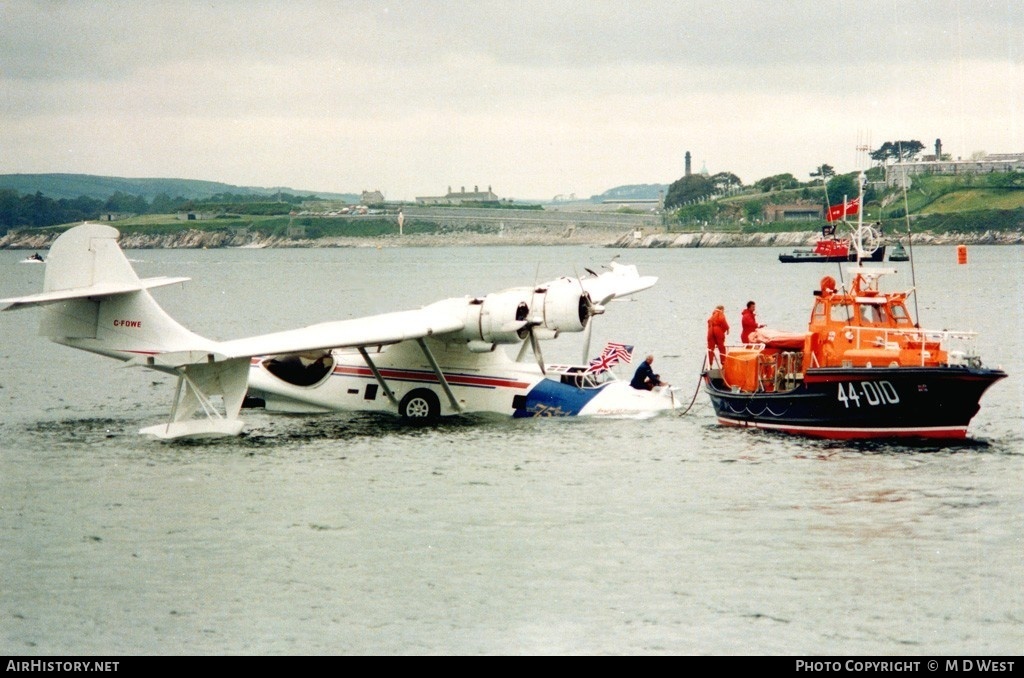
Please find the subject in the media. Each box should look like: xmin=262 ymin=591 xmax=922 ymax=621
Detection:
xmin=685 ymin=151 xmax=692 ymax=177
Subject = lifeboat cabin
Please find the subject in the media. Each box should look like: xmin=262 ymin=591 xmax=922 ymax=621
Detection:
xmin=720 ymin=269 xmax=961 ymax=394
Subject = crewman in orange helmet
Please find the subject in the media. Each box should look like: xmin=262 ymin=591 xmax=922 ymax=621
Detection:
xmin=706 ymin=304 xmax=730 ymax=367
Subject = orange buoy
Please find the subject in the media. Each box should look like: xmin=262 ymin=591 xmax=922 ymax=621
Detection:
xmin=957 ymin=244 xmax=968 ymax=265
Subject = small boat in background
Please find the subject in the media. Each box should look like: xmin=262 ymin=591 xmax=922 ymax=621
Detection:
xmin=774 ymin=215 xmax=888 ymax=262
xmin=19 ymin=252 xmax=45 ymax=264
xmin=778 ymin=235 xmax=885 ymax=263
xmin=779 ymin=209 xmax=886 ymax=263
xmin=888 ymin=241 xmax=909 ymax=262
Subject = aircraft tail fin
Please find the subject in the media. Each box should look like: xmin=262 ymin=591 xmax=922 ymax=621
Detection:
xmin=3 ymin=223 xmax=212 ymax=359
xmin=43 ymin=221 xmax=154 ymax=295
xmin=2 ymin=223 xmax=248 ymax=439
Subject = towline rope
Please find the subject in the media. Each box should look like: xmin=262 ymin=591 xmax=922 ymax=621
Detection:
xmin=676 ymin=357 xmax=708 ymax=416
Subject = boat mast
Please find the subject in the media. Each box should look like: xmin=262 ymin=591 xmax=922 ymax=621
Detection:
xmin=897 ymin=161 xmax=921 ymax=325
xmin=853 ymin=172 xmax=865 ymax=263
xmin=832 ymin=192 xmax=850 ymax=291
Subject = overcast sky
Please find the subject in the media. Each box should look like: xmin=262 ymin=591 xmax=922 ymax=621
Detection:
xmin=2 ymin=1 xmax=1021 ymax=200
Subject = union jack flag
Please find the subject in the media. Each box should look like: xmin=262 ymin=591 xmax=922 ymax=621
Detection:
xmin=587 ymin=342 xmax=634 ymax=373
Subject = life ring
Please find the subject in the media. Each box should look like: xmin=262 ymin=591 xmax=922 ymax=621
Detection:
xmin=820 ymin=276 xmax=836 ymax=295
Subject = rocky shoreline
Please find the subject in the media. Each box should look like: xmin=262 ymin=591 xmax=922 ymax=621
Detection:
xmin=2 ymin=225 xmax=1023 ymax=250
xmin=613 ymin=229 xmax=1024 ymax=248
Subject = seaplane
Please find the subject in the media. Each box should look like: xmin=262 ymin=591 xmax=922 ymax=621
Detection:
xmin=1 ymin=223 xmax=677 ymax=440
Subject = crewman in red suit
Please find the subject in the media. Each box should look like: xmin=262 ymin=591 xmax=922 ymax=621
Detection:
xmin=740 ymin=300 xmax=764 ymax=344
xmin=706 ymin=305 xmax=729 ymax=367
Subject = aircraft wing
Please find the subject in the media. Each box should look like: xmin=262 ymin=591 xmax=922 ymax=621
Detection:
xmin=578 ymin=262 xmax=658 ymax=305
xmin=193 ymin=263 xmax=654 ymax=360
xmin=213 ymin=306 xmax=466 ymax=359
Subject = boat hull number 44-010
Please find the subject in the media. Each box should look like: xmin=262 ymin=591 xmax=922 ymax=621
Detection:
xmin=837 ymin=381 xmax=900 ymax=408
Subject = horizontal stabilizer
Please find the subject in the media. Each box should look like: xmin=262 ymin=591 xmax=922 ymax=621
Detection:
xmin=1 ymin=276 xmax=190 ymax=311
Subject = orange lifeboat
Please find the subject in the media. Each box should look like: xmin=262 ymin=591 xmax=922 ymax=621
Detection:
xmin=702 ymin=266 xmax=1006 ymax=440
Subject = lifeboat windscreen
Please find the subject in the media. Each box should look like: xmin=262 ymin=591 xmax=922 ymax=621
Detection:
xmin=858 ymin=303 xmax=888 ymax=325
xmin=829 ymin=301 xmax=854 ymax=323
xmin=889 ymin=303 xmax=914 ymax=326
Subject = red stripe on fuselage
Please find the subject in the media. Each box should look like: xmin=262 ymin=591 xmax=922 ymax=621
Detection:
xmin=124 ymin=354 xmax=530 ymax=390
xmin=331 ymin=364 xmax=531 ymax=390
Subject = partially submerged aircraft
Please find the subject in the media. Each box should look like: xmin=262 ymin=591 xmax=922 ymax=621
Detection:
xmin=2 ymin=223 xmax=675 ymax=439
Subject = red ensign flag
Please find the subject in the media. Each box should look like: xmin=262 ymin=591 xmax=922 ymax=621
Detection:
xmin=826 ymin=197 xmax=860 ymax=222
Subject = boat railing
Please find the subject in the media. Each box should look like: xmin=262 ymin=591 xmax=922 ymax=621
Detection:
xmin=775 ymin=351 xmax=803 ymax=391
xmin=842 ymin=325 xmax=981 ymax=366
xmin=719 ymin=345 xmax=804 ymax=393
xmin=546 ymin=363 xmax=618 ymax=389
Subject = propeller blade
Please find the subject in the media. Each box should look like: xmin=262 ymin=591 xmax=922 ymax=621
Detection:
xmin=515 ymin=336 xmax=531 ymax=363
xmin=573 ymin=264 xmax=607 ymax=365
xmin=574 ymin=267 xmax=602 ymax=364
xmin=581 ymin=316 xmax=593 ymax=365
xmin=529 ymin=328 xmax=546 ymax=374
xmin=502 ymin=320 xmax=530 ymax=335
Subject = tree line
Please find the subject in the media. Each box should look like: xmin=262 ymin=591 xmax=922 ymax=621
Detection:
xmin=662 ymin=139 xmax=933 ymax=211
xmin=0 ymin=189 xmax=322 ymax=234
xmin=0 ymin=137 xmax=992 ymax=234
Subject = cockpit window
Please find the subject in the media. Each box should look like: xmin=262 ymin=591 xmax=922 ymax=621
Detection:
xmin=261 ymin=353 xmax=335 ymax=387
xmin=830 ymin=301 xmax=853 ymax=323
xmin=858 ymin=303 xmax=887 ymax=325
xmin=890 ymin=303 xmax=913 ymax=325
xmin=811 ymin=299 xmax=826 ymax=324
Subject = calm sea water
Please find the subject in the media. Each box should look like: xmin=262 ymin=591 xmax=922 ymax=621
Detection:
xmin=1 ymin=243 xmax=1021 ymax=656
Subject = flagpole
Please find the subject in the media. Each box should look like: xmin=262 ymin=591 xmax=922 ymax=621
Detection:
xmin=835 ymin=194 xmax=850 ymax=290
xmin=854 ymin=172 xmax=865 ymax=262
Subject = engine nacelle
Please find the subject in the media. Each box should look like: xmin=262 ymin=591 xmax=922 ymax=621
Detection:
xmin=530 ymin=278 xmax=590 ymax=334
xmin=430 ymin=279 xmax=591 ymax=347
xmin=465 ymin=340 xmax=497 ymax=353
xmin=441 ymin=290 xmax=532 ymax=345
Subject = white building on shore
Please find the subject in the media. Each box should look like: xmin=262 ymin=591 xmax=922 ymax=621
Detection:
xmin=885 ymin=152 xmax=1024 ymax=188
xmin=415 ymin=185 xmax=500 ymax=205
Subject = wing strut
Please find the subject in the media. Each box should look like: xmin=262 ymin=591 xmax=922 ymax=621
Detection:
xmin=415 ymin=338 xmax=463 ymax=413
xmin=356 ymin=347 xmax=399 ymax=407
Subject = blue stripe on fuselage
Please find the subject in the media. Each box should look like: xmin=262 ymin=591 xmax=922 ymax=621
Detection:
xmin=513 ymin=378 xmax=606 ymax=417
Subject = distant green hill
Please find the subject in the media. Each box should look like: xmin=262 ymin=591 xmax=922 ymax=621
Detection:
xmin=687 ymin=171 xmax=1024 ymax=234
xmin=0 ymin=173 xmax=358 ymax=202
xmin=591 ymin=184 xmax=667 ymax=202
